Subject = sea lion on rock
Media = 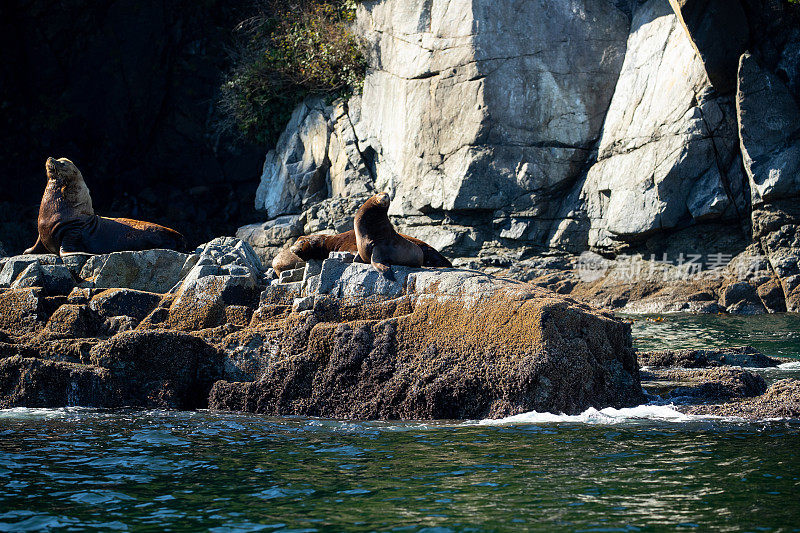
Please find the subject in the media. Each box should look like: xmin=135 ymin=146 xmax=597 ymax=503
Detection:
xmin=290 ymin=231 xmax=360 ymax=261
xmin=24 ymin=158 xmax=187 ymax=256
xmin=271 ymin=246 xmax=305 ymax=275
xmin=354 ymin=192 xmax=424 ymax=274
xmin=290 ymin=230 xmax=452 ymax=268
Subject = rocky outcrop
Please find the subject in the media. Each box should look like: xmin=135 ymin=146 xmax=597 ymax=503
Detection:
xmin=240 ymin=0 xmax=800 ymax=299
xmin=559 ymin=0 xmax=743 ymax=253
xmin=249 ymin=0 xmax=631 ymax=258
xmin=0 ymin=246 xmax=645 ymax=418
xmin=641 ymin=366 xmax=767 ymax=402
xmin=737 ymin=52 xmax=800 ymax=238
xmin=684 ymin=378 xmax=800 ymax=419
xmin=211 ymin=260 xmax=644 ymax=419
xmin=640 ymin=345 xmax=782 ymax=368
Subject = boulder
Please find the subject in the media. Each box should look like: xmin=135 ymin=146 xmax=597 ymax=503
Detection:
xmin=642 ymin=367 xmax=767 ymax=401
xmin=236 ymin=215 xmax=304 ymax=264
xmin=10 ymin=263 xmax=76 ymax=295
xmin=760 ymin=225 xmax=800 ymax=312
xmin=81 ymin=249 xmax=198 ymax=294
xmin=685 ymin=379 xmax=800 ymax=419
xmin=167 ymin=238 xmax=265 ymax=330
xmin=194 ymin=237 xmax=265 ymax=277
xmin=89 ymin=289 xmax=163 ymax=322
xmin=209 ymin=260 xmax=645 ymax=419
xmin=88 ymin=330 xmax=225 ymax=409
xmin=316 ymin=259 xmax=412 ymax=299
xmin=719 ymin=281 xmax=766 ymax=314
xmin=668 ymin=0 xmax=749 ymax=94
xmin=44 ymin=304 xmax=102 ymax=338
xmin=0 ymin=254 xmax=61 ymax=287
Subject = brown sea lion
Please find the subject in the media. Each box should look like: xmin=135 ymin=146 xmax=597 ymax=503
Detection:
xmin=354 ymin=192 xmax=424 ymax=274
xmin=290 ymin=230 xmax=452 ymax=268
xmin=24 ymin=158 xmax=187 ymax=256
xmin=271 ymin=246 xmax=305 ymax=275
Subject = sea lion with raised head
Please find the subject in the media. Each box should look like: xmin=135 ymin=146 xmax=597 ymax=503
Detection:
xmin=24 ymin=158 xmax=187 ymax=256
xmin=289 ymin=230 xmax=452 ymax=268
xmin=354 ymin=192 xmax=424 ymax=274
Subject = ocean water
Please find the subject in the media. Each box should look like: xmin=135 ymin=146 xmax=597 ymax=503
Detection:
xmin=1 ymin=314 xmax=800 ymax=532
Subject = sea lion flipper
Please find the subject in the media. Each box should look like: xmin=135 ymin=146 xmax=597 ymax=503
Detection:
xmin=59 ymin=228 xmax=87 ymax=256
xmin=371 ymin=247 xmax=395 ymax=280
xmin=24 ymin=237 xmax=48 ymax=255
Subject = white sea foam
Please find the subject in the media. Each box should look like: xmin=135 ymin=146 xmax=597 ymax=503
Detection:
xmin=0 ymin=406 xmax=97 ymax=420
xmin=778 ymin=361 xmax=800 ymax=370
xmin=477 ymin=404 xmax=712 ymax=426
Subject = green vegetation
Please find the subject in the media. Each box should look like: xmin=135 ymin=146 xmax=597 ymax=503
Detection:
xmin=219 ymin=0 xmax=367 ymax=146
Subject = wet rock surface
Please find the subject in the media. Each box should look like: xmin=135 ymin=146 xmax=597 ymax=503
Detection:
xmin=639 ymin=346 xmax=782 ymax=369
xmin=641 ymin=367 xmax=768 ymax=402
xmin=684 ymin=379 xmax=800 ymax=419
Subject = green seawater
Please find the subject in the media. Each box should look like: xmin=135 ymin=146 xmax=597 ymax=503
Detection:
xmin=1 ymin=314 xmax=799 ymax=532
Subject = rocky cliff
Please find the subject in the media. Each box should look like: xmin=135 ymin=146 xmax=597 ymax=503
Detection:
xmin=240 ymin=0 xmax=800 ymax=282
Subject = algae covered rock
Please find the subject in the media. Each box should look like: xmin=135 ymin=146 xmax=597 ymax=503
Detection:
xmin=639 ymin=345 xmax=781 ymax=369
xmin=685 ymin=379 xmax=800 ymax=419
xmin=211 ymin=261 xmax=644 ymax=419
xmin=89 ymin=330 xmax=226 ymax=409
xmin=0 ymin=356 xmax=119 ymax=408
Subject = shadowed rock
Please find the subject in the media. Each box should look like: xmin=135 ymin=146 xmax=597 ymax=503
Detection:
xmin=639 ymin=346 xmax=782 ymax=368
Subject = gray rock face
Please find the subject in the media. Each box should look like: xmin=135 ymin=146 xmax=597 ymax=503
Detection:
xmin=251 ymin=0 xmax=630 ymax=254
xmin=354 ymin=0 xmax=628 ymax=217
xmin=640 ymin=345 xmax=781 ymax=368
xmin=243 ymin=0 xmax=799 ymax=273
xmin=737 ymin=52 xmax=800 ymax=234
xmin=254 ymin=99 xmax=373 ymax=218
xmin=81 ymin=249 xmax=198 ymax=294
xmin=554 ymin=0 xmax=740 ymax=252
xmin=11 ymin=263 xmax=75 ymax=296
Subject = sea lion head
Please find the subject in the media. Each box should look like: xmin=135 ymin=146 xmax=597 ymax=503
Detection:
xmin=290 ymin=234 xmax=326 ymax=260
xmin=373 ymin=192 xmax=391 ymax=209
xmin=45 ymin=157 xmax=93 ymax=215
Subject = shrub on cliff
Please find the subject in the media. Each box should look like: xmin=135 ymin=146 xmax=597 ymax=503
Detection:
xmin=219 ymin=0 xmax=366 ymax=146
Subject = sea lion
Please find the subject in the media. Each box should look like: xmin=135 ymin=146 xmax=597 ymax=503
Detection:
xmin=354 ymin=192 xmax=424 ymax=274
xmin=290 ymin=230 xmax=452 ymax=268
xmin=24 ymin=158 xmax=187 ymax=256
xmin=271 ymin=246 xmax=305 ymax=275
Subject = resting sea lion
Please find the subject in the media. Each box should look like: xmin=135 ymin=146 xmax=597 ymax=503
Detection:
xmin=24 ymin=158 xmax=187 ymax=256
xmin=354 ymin=192 xmax=424 ymax=274
xmin=290 ymin=230 xmax=452 ymax=268
xmin=272 ymin=246 xmax=304 ymax=275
